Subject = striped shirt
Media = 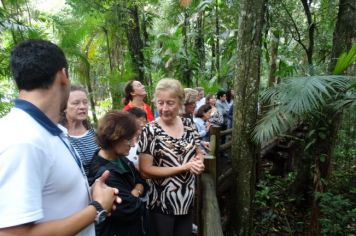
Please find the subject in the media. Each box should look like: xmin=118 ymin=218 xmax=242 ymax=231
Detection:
xmin=69 ymin=128 xmax=98 ymax=176
xmin=138 ymin=117 xmax=201 ymax=215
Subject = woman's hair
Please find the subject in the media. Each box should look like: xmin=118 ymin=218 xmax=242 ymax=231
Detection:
xmin=195 ymin=104 xmax=212 ymax=118
xmin=70 ymin=85 xmax=87 ymax=93
xmin=127 ymin=107 xmax=147 ymax=120
xmin=153 ymin=78 xmax=185 ymax=106
xmin=205 ymin=94 xmax=215 ymax=105
xmin=60 ymin=85 xmax=91 ymax=129
xmin=195 ymin=87 xmax=204 ymax=93
xmin=226 ymin=89 xmax=233 ymax=103
xmin=123 ymin=80 xmax=135 ymax=105
xmin=96 ymin=110 xmax=139 ymax=149
xmin=184 ymin=88 xmax=198 ymax=105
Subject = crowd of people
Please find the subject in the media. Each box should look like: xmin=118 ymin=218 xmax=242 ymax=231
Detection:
xmin=0 ymin=39 xmax=234 ymax=236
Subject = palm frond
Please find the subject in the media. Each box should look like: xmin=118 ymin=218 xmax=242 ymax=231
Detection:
xmin=333 ymin=43 xmax=356 ymax=75
xmin=253 ymin=75 xmax=354 ymax=144
xmin=252 ymin=106 xmax=296 ymax=144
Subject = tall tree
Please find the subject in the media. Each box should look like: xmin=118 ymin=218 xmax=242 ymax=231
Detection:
xmin=126 ymin=4 xmax=145 ymax=83
xmin=230 ymin=0 xmax=267 ymax=235
xmin=310 ymin=0 xmax=356 ymax=234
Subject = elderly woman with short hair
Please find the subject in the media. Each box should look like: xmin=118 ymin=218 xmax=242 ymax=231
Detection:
xmin=181 ymin=87 xmax=199 ymax=121
xmin=138 ymin=79 xmax=205 ymax=236
xmin=88 ymin=111 xmax=148 ymax=236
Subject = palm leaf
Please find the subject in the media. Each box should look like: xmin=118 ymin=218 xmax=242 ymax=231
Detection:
xmin=252 ymin=106 xmax=296 ymax=144
xmin=253 ymin=75 xmax=354 ymax=144
xmin=333 ymin=43 xmax=356 ymax=75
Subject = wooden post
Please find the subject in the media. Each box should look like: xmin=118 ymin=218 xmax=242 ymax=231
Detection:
xmin=201 ymin=173 xmax=224 ymax=236
xmin=207 ymin=126 xmax=220 ymax=184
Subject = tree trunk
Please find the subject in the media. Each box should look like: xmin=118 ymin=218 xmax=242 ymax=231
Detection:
xmin=182 ymin=11 xmax=192 ymax=87
xmin=268 ymin=30 xmax=280 ymax=87
xmin=126 ymin=5 xmax=145 ymax=83
xmin=309 ymin=1 xmax=356 ymax=234
xmin=328 ymin=0 xmax=356 ymax=72
xmin=229 ymin=0 xmax=266 ymax=235
xmin=300 ymin=0 xmax=315 ymax=74
xmin=195 ymin=11 xmax=205 ymax=84
xmin=215 ymin=0 xmax=220 ymax=81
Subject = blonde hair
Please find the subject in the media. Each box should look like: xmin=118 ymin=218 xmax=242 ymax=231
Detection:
xmin=154 ymin=78 xmax=185 ymax=106
xmin=184 ymin=88 xmax=198 ymax=105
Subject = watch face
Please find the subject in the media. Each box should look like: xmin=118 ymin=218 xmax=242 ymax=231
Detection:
xmin=96 ymin=210 xmax=108 ymax=224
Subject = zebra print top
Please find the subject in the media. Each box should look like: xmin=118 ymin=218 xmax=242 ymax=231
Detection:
xmin=138 ymin=117 xmax=201 ymax=215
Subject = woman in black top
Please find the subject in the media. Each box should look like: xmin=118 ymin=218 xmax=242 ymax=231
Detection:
xmin=88 ymin=111 xmax=148 ymax=236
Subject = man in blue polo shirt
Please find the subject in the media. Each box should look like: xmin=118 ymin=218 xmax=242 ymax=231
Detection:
xmin=0 ymin=40 xmax=120 ymax=235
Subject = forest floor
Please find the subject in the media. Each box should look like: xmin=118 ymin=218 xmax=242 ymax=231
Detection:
xmin=217 ymin=156 xmax=356 ymax=235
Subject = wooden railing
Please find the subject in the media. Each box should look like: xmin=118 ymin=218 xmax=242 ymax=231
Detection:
xmin=198 ymin=127 xmax=232 ymax=236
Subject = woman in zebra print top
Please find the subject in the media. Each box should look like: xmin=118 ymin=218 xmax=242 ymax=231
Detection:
xmin=138 ymin=79 xmax=205 ymax=236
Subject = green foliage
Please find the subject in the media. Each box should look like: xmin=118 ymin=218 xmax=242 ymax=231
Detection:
xmin=0 ymin=79 xmax=16 ymax=117
xmin=254 ymin=172 xmax=306 ymax=235
xmin=333 ymin=43 xmax=356 ymax=75
xmin=317 ymin=192 xmax=356 ymax=235
xmin=253 ymin=75 xmax=354 ymax=143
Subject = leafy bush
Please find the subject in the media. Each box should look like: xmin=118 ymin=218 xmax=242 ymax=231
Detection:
xmin=317 ymin=192 xmax=356 ymax=235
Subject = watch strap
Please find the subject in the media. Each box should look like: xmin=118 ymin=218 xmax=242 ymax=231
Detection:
xmin=89 ymin=200 xmax=104 ymax=212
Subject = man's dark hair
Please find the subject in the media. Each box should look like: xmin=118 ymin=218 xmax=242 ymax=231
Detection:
xmin=10 ymin=39 xmax=68 ymax=91
xmin=216 ymin=90 xmax=226 ymax=99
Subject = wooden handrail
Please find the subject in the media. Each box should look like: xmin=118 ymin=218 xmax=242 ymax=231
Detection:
xmin=219 ymin=141 xmax=232 ymax=151
xmin=201 ymin=173 xmax=224 ymax=236
xmin=220 ymin=128 xmax=232 ymax=136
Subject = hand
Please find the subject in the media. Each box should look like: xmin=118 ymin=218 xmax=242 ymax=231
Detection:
xmin=91 ymin=170 xmax=122 ymax=212
xmin=130 ymin=183 xmax=144 ymax=197
xmin=189 ymin=159 xmax=205 ymax=175
xmin=183 ymin=159 xmax=204 ymax=175
xmin=130 ymin=188 xmax=141 ymax=197
xmin=206 ymin=123 xmax=212 ymax=131
xmin=202 ymin=141 xmax=210 ymax=151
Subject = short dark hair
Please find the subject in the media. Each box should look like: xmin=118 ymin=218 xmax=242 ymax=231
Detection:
xmin=216 ymin=90 xmax=226 ymax=99
xmin=96 ymin=110 xmax=139 ymax=149
xmin=127 ymin=107 xmax=147 ymax=120
xmin=196 ymin=104 xmax=211 ymax=118
xmin=10 ymin=39 xmax=68 ymax=91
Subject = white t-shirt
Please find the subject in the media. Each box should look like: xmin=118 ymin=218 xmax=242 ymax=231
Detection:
xmin=195 ymin=97 xmax=206 ymax=112
xmin=126 ymin=143 xmax=139 ymax=169
xmin=0 ymin=104 xmax=94 ymax=236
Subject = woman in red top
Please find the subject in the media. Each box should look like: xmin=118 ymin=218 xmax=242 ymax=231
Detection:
xmin=123 ymin=80 xmax=154 ymax=122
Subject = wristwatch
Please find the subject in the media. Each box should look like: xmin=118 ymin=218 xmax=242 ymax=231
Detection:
xmin=89 ymin=201 xmax=108 ymax=224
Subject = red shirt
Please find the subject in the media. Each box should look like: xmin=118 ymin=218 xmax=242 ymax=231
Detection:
xmin=123 ymin=102 xmax=154 ymax=122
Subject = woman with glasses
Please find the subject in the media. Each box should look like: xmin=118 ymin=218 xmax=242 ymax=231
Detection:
xmin=87 ymin=110 xmax=148 ymax=236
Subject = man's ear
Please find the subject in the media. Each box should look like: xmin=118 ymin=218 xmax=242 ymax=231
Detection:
xmin=58 ymin=68 xmax=69 ymax=86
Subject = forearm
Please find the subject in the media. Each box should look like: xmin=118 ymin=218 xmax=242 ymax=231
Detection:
xmin=141 ymin=165 xmax=187 ymax=178
xmin=0 ymin=206 xmax=96 ymax=236
xmin=195 ymin=147 xmax=205 ymax=161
